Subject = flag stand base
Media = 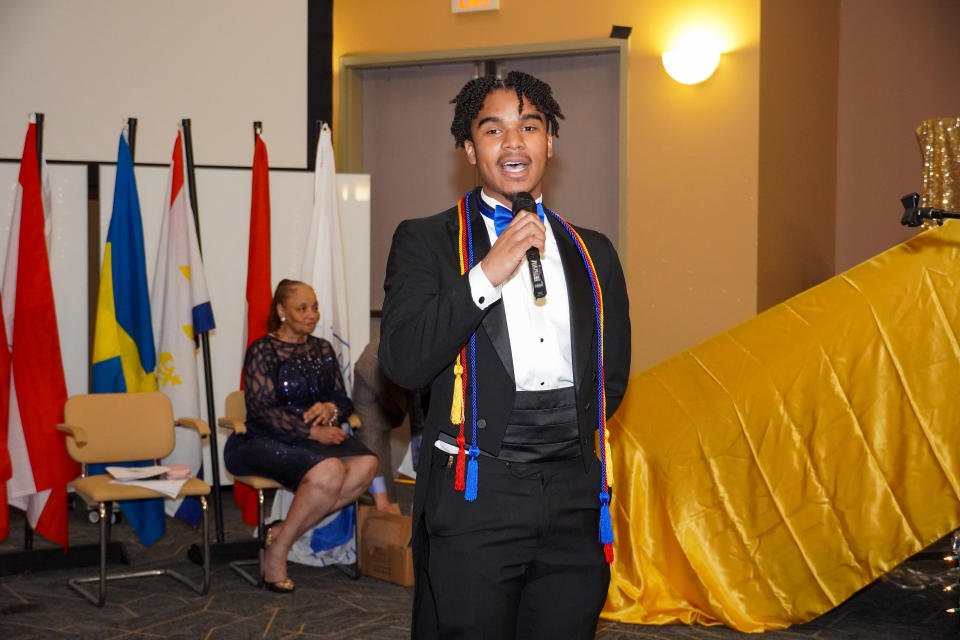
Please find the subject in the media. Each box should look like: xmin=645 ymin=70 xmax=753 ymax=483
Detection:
xmin=0 ymin=543 xmax=129 ymax=577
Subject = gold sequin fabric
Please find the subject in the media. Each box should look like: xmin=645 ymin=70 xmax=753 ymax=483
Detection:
xmin=917 ymin=115 xmax=960 ymax=210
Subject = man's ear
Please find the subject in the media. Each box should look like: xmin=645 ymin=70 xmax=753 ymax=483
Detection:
xmin=547 ymin=133 xmax=553 ymax=160
xmin=463 ymin=140 xmax=477 ymax=166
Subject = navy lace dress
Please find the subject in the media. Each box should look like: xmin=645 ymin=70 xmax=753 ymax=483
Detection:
xmin=223 ymin=335 xmax=373 ymax=490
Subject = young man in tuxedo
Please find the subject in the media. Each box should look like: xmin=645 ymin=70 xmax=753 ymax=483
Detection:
xmin=379 ymin=70 xmax=631 ymax=640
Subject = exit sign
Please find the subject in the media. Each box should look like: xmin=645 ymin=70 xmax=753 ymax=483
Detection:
xmin=452 ymin=0 xmax=499 ymax=12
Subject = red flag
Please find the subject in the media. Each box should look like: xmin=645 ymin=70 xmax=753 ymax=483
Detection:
xmin=246 ymin=133 xmax=272 ymax=351
xmin=235 ymin=132 xmax=272 ymax=525
xmin=2 ymin=117 xmax=78 ymax=548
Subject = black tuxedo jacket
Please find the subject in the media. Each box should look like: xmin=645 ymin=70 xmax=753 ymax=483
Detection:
xmin=379 ymin=189 xmax=631 ymax=523
xmin=380 ymin=190 xmax=630 ymax=638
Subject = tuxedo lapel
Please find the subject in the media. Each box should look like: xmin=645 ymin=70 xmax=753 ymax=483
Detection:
xmin=550 ymin=215 xmax=594 ymax=386
xmin=480 ymin=298 xmax=513 ymax=381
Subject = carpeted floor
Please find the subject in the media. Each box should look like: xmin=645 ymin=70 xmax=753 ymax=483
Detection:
xmin=1 ymin=487 xmax=957 ymax=639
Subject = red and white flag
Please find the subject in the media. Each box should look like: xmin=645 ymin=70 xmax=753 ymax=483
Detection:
xmin=234 ymin=130 xmax=272 ymax=526
xmin=2 ymin=115 xmax=78 ymax=548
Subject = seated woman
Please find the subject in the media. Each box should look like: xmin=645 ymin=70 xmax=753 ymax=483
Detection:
xmin=224 ymin=279 xmax=377 ymax=592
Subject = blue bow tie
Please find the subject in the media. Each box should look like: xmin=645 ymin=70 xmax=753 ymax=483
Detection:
xmin=486 ymin=202 xmax=546 ymax=236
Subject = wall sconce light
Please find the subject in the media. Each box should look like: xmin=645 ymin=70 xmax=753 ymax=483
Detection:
xmin=662 ymin=32 xmax=722 ymax=85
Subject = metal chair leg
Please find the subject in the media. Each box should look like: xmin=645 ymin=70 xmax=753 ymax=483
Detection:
xmin=258 ymin=488 xmax=266 ymax=585
xmin=97 ymin=501 xmax=108 ymax=606
xmin=199 ymin=496 xmax=210 ymax=593
xmin=228 ymin=488 xmax=267 ymax=588
xmin=68 ymin=497 xmax=211 ymax=605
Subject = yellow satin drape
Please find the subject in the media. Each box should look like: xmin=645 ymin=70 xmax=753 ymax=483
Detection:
xmin=603 ymin=213 xmax=960 ymax=629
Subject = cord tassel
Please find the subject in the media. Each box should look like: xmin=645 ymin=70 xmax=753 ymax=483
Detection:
xmin=454 ymin=435 xmax=466 ymax=490
xmin=465 ymin=445 xmax=480 ymax=501
xmin=599 ymin=489 xmax=614 ymax=564
xmin=450 ymin=359 xmax=464 ymax=424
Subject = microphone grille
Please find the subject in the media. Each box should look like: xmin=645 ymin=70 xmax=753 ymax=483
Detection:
xmin=511 ymin=191 xmax=537 ymax=215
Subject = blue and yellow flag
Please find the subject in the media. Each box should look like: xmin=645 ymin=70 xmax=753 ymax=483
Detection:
xmin=93 ymin=134 xmax=157 ymax=394
xmin=91 ymin=130 xmax=164 ymax=546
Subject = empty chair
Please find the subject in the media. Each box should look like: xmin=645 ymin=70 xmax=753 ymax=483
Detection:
xmin=58 ymin=391 xmax=212 ymax=606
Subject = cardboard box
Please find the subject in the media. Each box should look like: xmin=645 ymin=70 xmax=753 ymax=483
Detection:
xmin=358 ymin=505 xmax=414 ymax=587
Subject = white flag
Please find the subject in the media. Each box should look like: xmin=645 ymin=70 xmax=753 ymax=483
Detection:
xmin=302 ymin=123 xmax=351 ymax=386
xmin=152 ymin=126 xmax=215 ymax=525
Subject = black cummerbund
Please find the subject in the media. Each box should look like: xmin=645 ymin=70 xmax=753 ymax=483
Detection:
xmin=498 ymin=386 xmax=580 ymax=463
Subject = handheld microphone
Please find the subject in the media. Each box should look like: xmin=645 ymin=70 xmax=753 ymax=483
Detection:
xmin=512 ymin=191 xmax=547 ymax=300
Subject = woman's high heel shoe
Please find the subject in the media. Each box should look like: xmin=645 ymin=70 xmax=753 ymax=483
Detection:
xmin=262 ymin=520 xmax=294 ymax=592
xmin=265 ymin=578 xmax=295 ymax=593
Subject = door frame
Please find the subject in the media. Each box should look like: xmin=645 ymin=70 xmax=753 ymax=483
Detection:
xmin=337 ymin=38 xmax=629 ymax=254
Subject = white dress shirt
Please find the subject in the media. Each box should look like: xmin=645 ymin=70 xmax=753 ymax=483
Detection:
xmin=467 ymin=190 xmax=574 ymax=391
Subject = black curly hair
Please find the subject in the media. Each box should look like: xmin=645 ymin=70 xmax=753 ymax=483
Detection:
xmin=450 ymin=70 xmax=564 ymax=148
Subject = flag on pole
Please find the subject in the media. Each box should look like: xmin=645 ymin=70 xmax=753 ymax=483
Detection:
xmin=91 ymin=128 xmax=164 ymax=545
xmin=267 ymin=123 xmax=356 ymax=567
xmin=2 ymin=115 xmax=78 ymax=548
xmin=302 ymin=123 xmax=351 ymax=384
xmin=234 ymin=130 xmax=272 ymax=526
xmin=153 ymin=126 xmax=215 ymax=527
xmin=245 ymin=132 xmax=272 ymax=354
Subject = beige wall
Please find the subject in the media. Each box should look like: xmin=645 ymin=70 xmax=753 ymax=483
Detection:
xmin=0 ymin=0 xmax=307 ymax=166
xmin=757 ymin=0 xmax=960 ymax=308
xmin=835 ymin=0 xmax=960 ymax=272
xmin=757 ymin=0 xmax=839 ymax=311
xmin=333 ymin=1 xmax=762 ymax=373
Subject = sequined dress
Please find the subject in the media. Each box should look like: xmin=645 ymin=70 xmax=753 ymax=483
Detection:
xmin=223 ymin=335 xmax=372 ymax=490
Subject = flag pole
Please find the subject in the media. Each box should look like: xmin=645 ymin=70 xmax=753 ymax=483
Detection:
xmin=185 ymin=119 xmax=264 ymax=566
xmin=315 ymin=119 xmax=325 ymax=158
xmin=35 ymin=113 xmax=44 ymax=173
xmin=180 ymin=118 xmax=225 ymax=544
xmin=127 ymin=117 xmax=137 ymax=159
xmin=21 ymin=112 xmax=45 ymax=552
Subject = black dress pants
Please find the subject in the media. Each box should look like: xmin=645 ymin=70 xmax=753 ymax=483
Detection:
xmin=421 ymin=449 xmax=610 ymax=640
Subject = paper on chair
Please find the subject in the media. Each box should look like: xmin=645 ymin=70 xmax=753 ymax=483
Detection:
xmin=106 ymin=465 xmax=169 ymax=480
xmin=108 ymin=478 xmax=188 ymax=498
